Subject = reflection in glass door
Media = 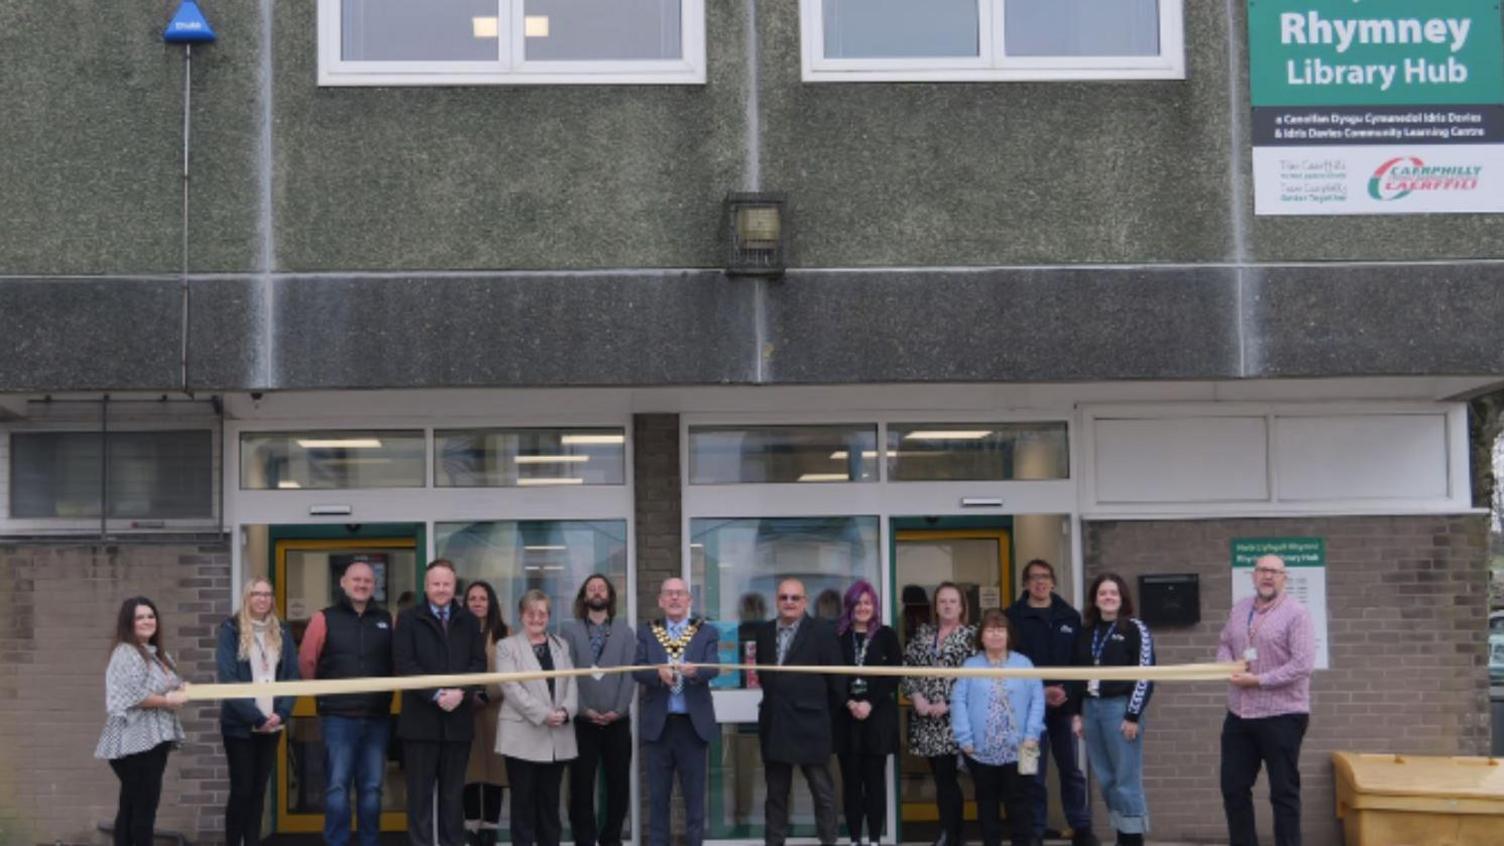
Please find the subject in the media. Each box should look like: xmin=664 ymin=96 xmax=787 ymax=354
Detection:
xmin=893 ymin=528 xmax=1012 ymax=835
xmin=272 ymin=532 xmax=419 ymax=835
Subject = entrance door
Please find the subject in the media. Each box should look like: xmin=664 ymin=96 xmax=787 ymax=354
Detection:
xmin=893 ymin=526 xmax=1013 ymax=835
xmin=271 ymin=528 xmax=421 ymax=835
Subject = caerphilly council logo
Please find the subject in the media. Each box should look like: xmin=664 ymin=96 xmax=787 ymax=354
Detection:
xmin=1368 ymin=156 xmax=1483 ymax=201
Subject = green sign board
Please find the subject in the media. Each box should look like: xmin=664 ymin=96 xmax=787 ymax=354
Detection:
xmin=1248 ymin=0 xmax=1504 ymax=106
xmin=1231 ymin=537 xmax=1325 ymax=568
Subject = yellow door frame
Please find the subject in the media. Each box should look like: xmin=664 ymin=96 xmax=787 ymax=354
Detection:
xmin=273 ymin=536 xmax=415 ymax=835
xmin=895 ymin=527 xmax=1013 ymax=824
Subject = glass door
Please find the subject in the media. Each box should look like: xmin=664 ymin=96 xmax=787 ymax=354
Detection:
xmin=271 ymin=530 xmax=421 ymax=835
xmin=893 ymin=526 xmax=1013 ymax=837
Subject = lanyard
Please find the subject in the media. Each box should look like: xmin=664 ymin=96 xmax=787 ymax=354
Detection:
xmin=1090 ymin=623 xmax=1114 ymax=666
xmin=1246 ymin=595 xmax=1283 ymax=644
xmin=852 ymin=631 xmax=871 ymax=667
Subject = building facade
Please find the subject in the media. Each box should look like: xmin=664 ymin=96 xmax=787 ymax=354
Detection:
xmin=1 ymin=1 xmax=1501 ymax=844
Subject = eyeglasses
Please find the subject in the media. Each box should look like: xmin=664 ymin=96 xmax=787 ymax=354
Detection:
xmin=1026 ymin=574 xmax=1053 ymax=583
xmin=660 ymin=589 xmax=688 ymax=597
xmin=1253 ymin=567 xmax=1287 ymax=577
xmin=777 ymin=594 xmax=804 ymax=602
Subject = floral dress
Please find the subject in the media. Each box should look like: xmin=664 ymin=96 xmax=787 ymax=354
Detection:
xmin=902 ymin=623 xmax=977 ymax=757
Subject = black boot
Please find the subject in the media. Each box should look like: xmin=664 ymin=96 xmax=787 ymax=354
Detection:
xmin=1071 ymin=830 xmax=1101 ymax=846
xmin=478 ymin=829 xmax=497 ymax=846
xmin=1116 ymin=833 xmax=1143 ymax=846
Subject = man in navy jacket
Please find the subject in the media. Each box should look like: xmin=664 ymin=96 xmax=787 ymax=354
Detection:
xmin=1006 ymin=559 xmax=1098 ymax=846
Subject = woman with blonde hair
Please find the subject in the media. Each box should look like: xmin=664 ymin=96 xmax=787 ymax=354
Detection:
xmin=495 ymin=589 xmax=577 ymax=846
xmin=216 ymin=578 xmax=300 ymax=846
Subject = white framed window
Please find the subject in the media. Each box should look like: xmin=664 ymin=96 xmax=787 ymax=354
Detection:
xmin=2 ymin=424 xmax=221 ymax=535
xmin=320 ymin=0 xmax=707 ymax=86
xmin=801 ymin=0 xmax=1184 ymax=82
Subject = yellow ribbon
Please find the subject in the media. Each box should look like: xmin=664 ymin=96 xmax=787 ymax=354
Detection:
xmin=185 ymin=661 xmax=1242 ymax=702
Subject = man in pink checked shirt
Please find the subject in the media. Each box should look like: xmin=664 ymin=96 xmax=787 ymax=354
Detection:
xmin=1216 ymin=553 xmax=1316 ymax=846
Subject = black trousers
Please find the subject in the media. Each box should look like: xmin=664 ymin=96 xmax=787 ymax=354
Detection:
xmin=644 ymin=716 xmax=708 ymax=846
xmin=224 ymin=732 xmax=280 ymax=846
xmin=570 ymin=718 xmax=633 ymax=846
xmin=1221 ymin=711 xmax=1309 ymax=846
xmin=837 ymin=752 xmax=888 ymax=843
xmin=507 ymin=756 xmax=567 ymax=846
xmin=966 ymin=757 xmax=1032 ymax=846
xmin=405 ymin=740 xmax=472 ymax=846
xmin=765 ymin=759 xmax=839 ymax=846
xmin=463 ymin=783 xmax=504 ymax=825
xmin=927 ymin=754 xmax=964 ymax=846
xmin=107 ymin=742 xmax=172 ymax=846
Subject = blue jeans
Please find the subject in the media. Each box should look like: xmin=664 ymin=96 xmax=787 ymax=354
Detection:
xmin=1082 ymin=697 xmax=1148 ymax=835
xmin=322 ymin=715 xmax=390 ymax=846
xmin=1033 ymin=707 xmax=1091 ymax=836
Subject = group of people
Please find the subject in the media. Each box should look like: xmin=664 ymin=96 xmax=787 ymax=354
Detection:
xmin=95 ymin=553 xmax=1316 ymax=846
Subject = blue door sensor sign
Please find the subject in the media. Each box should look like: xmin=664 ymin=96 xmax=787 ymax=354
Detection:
xmin=164 ymin=0 xmax=217 ymax=44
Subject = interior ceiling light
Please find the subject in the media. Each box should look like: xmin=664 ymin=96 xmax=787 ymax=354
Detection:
xmin=472 ymin=16 xmax=499 ymax=38
xmin=902 ymin=430 xmax=994 ymax=441
xmin=560 ymin=433 xmax=624 ymax=445
xmin=517 ymin=477 xmax=585 ymax=486
xmin=524 ymin=15 xmax=550 ymax=37
xmin=276 ymin=480 xmax=303 ymax=489
xmin=296 ymin=438 xmax=384 ymax=449
xmin=829 ymin=450 xmax=880 ymax=460
xmin=514 ymin=455 xmax=590 ymax=464
xmin=797 ymin=473 xmax=850 ymax=482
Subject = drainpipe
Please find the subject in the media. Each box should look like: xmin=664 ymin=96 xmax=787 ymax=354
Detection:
xmin=164 ymin=1 xmax=217 ymax=393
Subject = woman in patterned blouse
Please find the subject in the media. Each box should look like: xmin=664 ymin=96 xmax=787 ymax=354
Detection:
xmin=902 ymin=582 xmax=975 ymax=846
xmin=95 ymin=597 xmax=189 ymax=846
xmin=951 ymin=609 xmax=1044 ymax=846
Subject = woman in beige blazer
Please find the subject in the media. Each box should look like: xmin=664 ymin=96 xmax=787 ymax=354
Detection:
xmin=495 ymin=589 xmax=577 ymax=846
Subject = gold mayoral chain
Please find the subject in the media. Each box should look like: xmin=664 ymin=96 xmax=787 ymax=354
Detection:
xmin=652 ymin=617 xmax=701 ymax=661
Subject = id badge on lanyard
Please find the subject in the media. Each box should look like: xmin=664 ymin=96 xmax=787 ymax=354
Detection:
xmin=1088 ymin=624 xmax=1111 ymax=697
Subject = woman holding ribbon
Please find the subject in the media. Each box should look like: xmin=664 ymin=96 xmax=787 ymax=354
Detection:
xmin=495 ymin=589 xmax=577 ymax=846
xmin=463 ymin=580 xmax=509 ymax=846
xmin=1070 ymin=574 xmax=1155 ymax=846
xmin=216 ymin=578 xmax=300 ymax=846
xmin=834 ymin=580 xmax=901 ymax=846
xmin=96 ymin=596 xmax=190 ymax=846
xmin=950 ymin=609 xmax=1043 ymax=846
xmin=902 ymin=581 xmax=975 ymax=846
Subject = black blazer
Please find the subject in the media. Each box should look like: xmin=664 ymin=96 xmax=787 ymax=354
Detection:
xmin=832 ymin=624 xmax=900 ymax=756
xmin=755 ymin=615 xmax=844 ymax=764
xmin=393 ymin=600 xmax=487 ymax=742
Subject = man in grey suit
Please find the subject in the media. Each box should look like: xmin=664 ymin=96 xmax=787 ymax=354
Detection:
xmin=559 ymin=575 xmax=637 ymax=846
xmin=633 ymin=577 xmax=721 ymax=846
xmin=756 ymin=577 xmax=844 ymax=846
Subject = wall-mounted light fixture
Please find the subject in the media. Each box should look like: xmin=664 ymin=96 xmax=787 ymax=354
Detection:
xmin=726 ymin=193 xmax=786 ymax=277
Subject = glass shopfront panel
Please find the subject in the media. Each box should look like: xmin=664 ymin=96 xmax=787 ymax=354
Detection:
xmin=689 ymin=516 xmax=881 ymax=839
xmin=435 ymin=428 xmax=626 ymax=487
xmin=886 ymin=422 xmax=1068 ymax=482
xmin=689 ymin=425 xmax=878 ymax=484
xmin=240 ymin=430 xmax=426 ymax=490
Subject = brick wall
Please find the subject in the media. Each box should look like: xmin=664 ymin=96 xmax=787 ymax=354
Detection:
xmin=634 ymin=414 xmax=681 ymax=622
xmin=1084 ymin=515 xmax=1489 ymax=845
xmin=0 ymin=541 xmax=231 ymax=846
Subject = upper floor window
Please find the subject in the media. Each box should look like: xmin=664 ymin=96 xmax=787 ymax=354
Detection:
xmin=320 ymin=0 xmax=706 ymax=85
xmin=8 ymin=430 xmax=215 ymax=524
xmin=802 ymin=0 xmax=1184 ymax=82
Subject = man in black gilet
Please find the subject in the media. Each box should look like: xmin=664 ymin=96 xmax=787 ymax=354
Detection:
xmin=297 ymin=561 xmax=394 ymax=846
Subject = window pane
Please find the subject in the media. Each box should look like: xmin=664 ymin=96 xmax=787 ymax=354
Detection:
xmin=9 ymin=431 xmax=213 ymax=519
xmin=689 ymin=516 xmax=880 ymax=839
xmin=435 ymin=428 xmax=625 ymax=487
xmin=823 ymin=0 xmax=979 ymax=59
xmin=1004 ymin=0 xmax=1160 ymax=57
xmin=523 ymin=0 xmax=682 ymax=61
xmin=436 ymin=519 xmax=629 ymax=637
xmin=239 ymin=431 xmax=425 ymax=490
xmin=886 ymin=423 xmax=1068 ymax=481
xmin=342 ymin=0 xmax=499 ymax=61
xmin=689 ymin=425 xmax=877 ymax=484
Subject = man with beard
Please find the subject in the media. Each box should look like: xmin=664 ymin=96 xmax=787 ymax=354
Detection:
xmin=1217 ymin=554 xmax=1317 ymax=846
xmin=559 ymin=574 xmax=637 ymax=846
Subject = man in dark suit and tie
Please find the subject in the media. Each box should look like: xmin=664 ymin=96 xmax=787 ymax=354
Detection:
xmin=633 ymin=577 xmax=720 ymax=846
xmin=756 ymin=577 xmax=844 ymax=846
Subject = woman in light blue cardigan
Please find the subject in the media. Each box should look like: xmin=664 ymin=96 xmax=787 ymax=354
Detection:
xmin=951 ymin=609 xmax=1045 ymax=846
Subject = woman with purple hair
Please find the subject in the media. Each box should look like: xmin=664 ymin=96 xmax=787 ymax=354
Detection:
xmin=834 ymin=580 xmax=902 ymax=846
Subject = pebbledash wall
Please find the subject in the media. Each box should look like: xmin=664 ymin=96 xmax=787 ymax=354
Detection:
xmin=1087 ymin=516 xmax=1491 ymax=845
xmin=0 ymin=543 xmax=232 ymax=845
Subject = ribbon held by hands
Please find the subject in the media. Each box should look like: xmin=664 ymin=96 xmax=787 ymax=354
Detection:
xmin=184 ymin=661 xmax=1244 ymax=702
